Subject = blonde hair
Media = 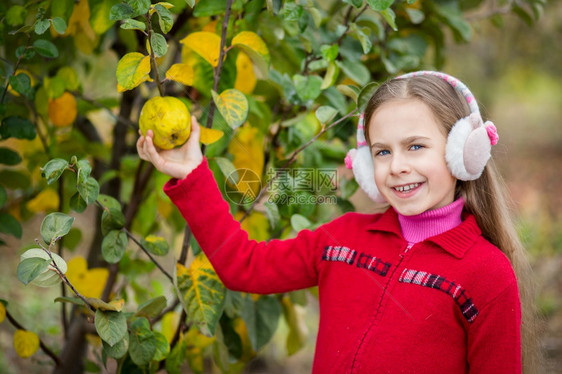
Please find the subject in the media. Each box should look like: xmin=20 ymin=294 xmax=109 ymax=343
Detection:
xmin=364 ymin=75 xmax=542 ymax=373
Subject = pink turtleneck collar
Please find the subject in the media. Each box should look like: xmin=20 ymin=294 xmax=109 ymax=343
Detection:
xmin=397 ymin=198 xmax=465 ymax=245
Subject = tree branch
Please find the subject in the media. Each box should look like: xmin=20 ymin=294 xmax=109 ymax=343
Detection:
xmin=146 ymin=13 xmax=164 ymax=96
xmin=123 ymin=227 xmax=174 ymax=283
xmin=5 ymin=309 xmax=62 ymax=367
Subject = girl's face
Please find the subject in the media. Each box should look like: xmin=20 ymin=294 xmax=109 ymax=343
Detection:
xmin=368 ymin=99 xmax=457 ymax=216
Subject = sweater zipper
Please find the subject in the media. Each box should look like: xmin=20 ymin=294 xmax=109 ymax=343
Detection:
xmin=350 ymin=243 xmax=411 ymax=373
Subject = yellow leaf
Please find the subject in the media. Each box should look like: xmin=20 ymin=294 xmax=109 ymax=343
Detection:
xmin=212 ymin=89 xmax=248 ymax=129
xmin=13 ymin=330 xmax=39 ymax=358
xmin=176 ymin=255 xmax=225 ymax=337
xmin=160 ymin=311 xmax=180 ymax=343
xmin=202 ymin=20 xmax=218 ymax=33
xmin=149 ymin=2 xmax=175 ymax=15
xmin=65 ymin=0 xmax=98 ymax=54
xmin=165 ymin=63 xmax=194 ymax=86
xmin=116 ymin=53 xmax=152 ymax=92
xmin=231 ymin=31 xmax=270 ymax=78
xmin=85 ymin=298 xmax=124 ymax=311
xmin=199 ymin=127 xmax=223 ymax=145
xmin=180 ymin=32 xmax=222 ymax=67
xmin=234 ymin=52 xmax=257 ymax=94
xmin=66 ymin=257 xmax=109 ymax=299
xmin=0 ymin=303 xmax=5 ymax=324
xmin=26 ymin=188 xmax=60 ymax=213
xmin=234 ymin=211 xmax=269 ymax=241
xmin=228 ymin=125 xmax=264 ymax=197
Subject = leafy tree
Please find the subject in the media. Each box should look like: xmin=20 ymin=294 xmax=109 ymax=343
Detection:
xmin=0 ymin=0 xmax=545 ymax=373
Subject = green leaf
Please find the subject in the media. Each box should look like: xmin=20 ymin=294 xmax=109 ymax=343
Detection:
xmin=343 ymin=0 xmax=363 ymax=7
xmin=101 ymin=230 xmax=128 ymax=264
xmin=0 ymin=186 xmax=6 ymax=209
xmin=101 ymin=207 xmax=125 ymax=236
xmin=55 ymin=296 xmax=86 ymax=307
xmin=155 ymin=4 xmax=173 ymax=34
xmin=125 ymin=0 xmax=151 ymax=17
xmin=43 ymin=76 xmax=66 ymax=99
xmin=34 ymin=19 xmax=51 ymax=35
xmin=320 ymin=44 xmax=339 ymax=62
xmin=56 ymin=67 xmax=80 ymax=91
xmin=0 ymin=170 xmax=30 ymax=189
xmin=15 ymin=46 xmax=36 ymax=60
xmin=0 ymin=147 xmax=22 ymax=165
xmin=290 ymin=214 xmax=311 ymax=231
xmin=214 ymin=157 xmax=239 ymax=185
xmin=367 ymin=0 xmax=394 ymax=11
xmin=20 ymin=248 xmax=67 ymax=287
xmin=434 ymin=2 xmax=472 ymax=41
xmin=129 ymin=317 xmax=157 ymax=366
xmin=357 ymin=82 xmax=380 ymax=111
xmin=51 ymin=17 xmax=67 ymax=34
xmin=41 ymin=159 xmax=68 ymax=184
xmin=349 ymin=23 xmax=372 ymax=54
xmin=337 ymin=84 xmax=360 ymax=102
xmin=51 ymin=0 xmax=74 ymax=23
xmin=380 ymin=8 xmax=397 ymax=31
xmin=0 ymin=116 xmax=36 ymax=140
xmin=193 ymin=0 xmax=227 ymax=17
xmin=150 ymin=32 xmax=168 ymax=57
xmin=77 ymin=159 xmax=92 ymax=185
xmin=90 ymin=0 xmax=119 ymax=34
xmin=6 ymin=5 xmax=27 ymax=26
xmin=40 ymin=212 xmax=75 ymax=244
xmin=0 ymin=212 xmax=22 ymax=239
xmin=264 ymin=201 xmax=280 ymax=230
xmin=240 ymin=295 xmax=281 ymax=351
xmin=17 ymin=257 xmax=50 ymax=285
xmin=293 ymin=74 xmax=323 ymax=103
xmin=405 ymin=8 xmax=424 ymax=24
xmin=109 ymin=3 xmax=134 ymax=20
xmin=95 ymin=310 xmax=128 ymax=347
xmin=152 ymin=331 xmax=170 ymax=361
xmin=98 ymin=194 xmax=122 ymax=210
xmin=315 ymin=106 xmax=338 ymax=124
xmin=77 ymin=177 xmax=99 ymax=205
xmin=136 ymin=296 xmax=167 ymax=318
xmin=116 ymin=52 xmax=152 ymax=91
xmin=120 ymin=18 xmax=146 ymax=31
xmin=63 ymin=228 xmax=82 ymax=250
xmin=102 ymin=334 xmax=129 ymax=359
xmin=141 ymin=235 xmax=169 ymax=256
xmin=165 ymin=338 xmax=186 ymax=374
xmin=211 ymin=89 xmax=249 ymax=129
xmin=340 ymin=176 xmax=359 ymax=200
xmin=33 ymin=39 xmax=59 ymax=58
xmin=86 ymin=298 xmax=124 ymax=311
xmin=176 ymin=256 xmax=226 ymax=337
xmin=9 ymin=73 xmax=34 ymax=100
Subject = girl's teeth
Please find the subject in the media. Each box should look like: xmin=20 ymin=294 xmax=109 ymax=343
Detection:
xmin=395 ymin=183 xmax=419 ymax=192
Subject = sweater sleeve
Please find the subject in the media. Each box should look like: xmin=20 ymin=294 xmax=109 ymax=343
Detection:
xmin=163 ymin=158 xmax=331 ymax=294
xmin=467 ymin=280 xmax=522 ymax=374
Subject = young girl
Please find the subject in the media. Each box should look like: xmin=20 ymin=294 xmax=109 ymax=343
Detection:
xmin=137 ymin=71 xmax=538 ymax=373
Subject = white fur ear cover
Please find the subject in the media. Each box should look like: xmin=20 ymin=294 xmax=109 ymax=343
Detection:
xmin=352 ymin=147 xmax=386 ymax=203
xmin=445 ymin=113 xmax=491 ymax=181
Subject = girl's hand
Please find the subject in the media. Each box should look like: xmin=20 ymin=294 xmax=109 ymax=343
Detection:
xmin=136 ymin=115 xmax=203 ymax=180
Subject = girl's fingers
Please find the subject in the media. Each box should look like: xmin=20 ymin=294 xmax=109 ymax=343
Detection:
xmin=143 ymin=133 xmax=163 ymax=164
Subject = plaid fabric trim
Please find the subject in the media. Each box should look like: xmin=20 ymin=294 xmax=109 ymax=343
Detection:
xmin=322 ymin=246 xmax=357 ymax=265
xmin=399 ymin=269 xmax=479 ymax=323
xmin=356 ymin=253 xmax=391 ymax=276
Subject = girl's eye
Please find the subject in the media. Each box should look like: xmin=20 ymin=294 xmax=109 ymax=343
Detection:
xmin=375 ymin=149 xmax=390 ymax=156
xmin=409 ymin=144 xmax=424 ymax=151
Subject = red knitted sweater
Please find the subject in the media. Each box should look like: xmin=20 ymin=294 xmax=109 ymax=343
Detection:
xmin=164 ymin=158 xmax=522 ymax=373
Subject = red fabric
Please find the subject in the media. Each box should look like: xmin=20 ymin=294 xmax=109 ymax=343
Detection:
xmin=164 ymin=158 xmax=522 ymax=373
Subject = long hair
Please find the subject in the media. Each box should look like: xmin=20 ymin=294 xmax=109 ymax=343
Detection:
xmin=363 ymin=75 xmax=542 ymax=373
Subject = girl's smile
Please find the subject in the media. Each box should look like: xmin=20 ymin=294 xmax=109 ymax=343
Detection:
xmin=368 ymin=99 xmax=457 ymax=216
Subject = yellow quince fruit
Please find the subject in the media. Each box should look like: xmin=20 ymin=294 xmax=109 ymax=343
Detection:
xmin=139 ymin=96 xmax=191 ymax=149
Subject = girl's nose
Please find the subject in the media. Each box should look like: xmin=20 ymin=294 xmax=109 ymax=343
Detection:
xmin=390 ymin=153 xmax=410 ymax=175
